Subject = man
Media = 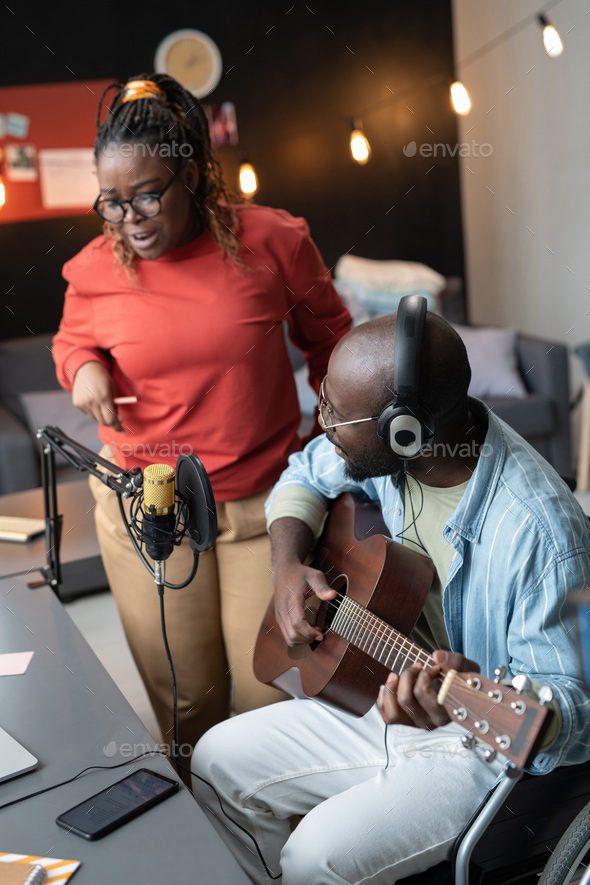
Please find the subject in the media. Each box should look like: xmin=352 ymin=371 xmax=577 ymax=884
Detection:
xmin=192 ymin=299 xmax=590 ymax=884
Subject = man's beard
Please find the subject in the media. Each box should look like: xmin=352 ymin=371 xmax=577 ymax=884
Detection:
xmin=341 ymin=443 xmax=407 ymax=482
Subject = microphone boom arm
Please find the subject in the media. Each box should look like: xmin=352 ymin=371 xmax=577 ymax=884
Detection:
xmin=36 ymin=425 xmax=143 ymax=594
xmin=35 ymin=426 xmax=215 ymax=595
xmin=38 ymin=425 xmax=143 ymax=497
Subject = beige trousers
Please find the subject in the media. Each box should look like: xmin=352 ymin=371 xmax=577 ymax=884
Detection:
xmin=89 ymin=461 xmax=287 ymax=756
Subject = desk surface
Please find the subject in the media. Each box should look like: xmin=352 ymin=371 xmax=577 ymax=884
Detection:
xmin=0 ymin=481 xmax=107 ymax=599
xmin=0 ymin=576 xmax=250 ymax=883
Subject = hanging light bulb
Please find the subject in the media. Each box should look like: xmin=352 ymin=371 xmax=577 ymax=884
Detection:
xmin=450 ymin=81 xmax=471 ymax=115
xmin=350 ymin=120 xmax=371 ymax=165
xmin=538 ymin=14 xmax=563 ymax=57
xmin=239 ymin=160 xmax=258 ymax=196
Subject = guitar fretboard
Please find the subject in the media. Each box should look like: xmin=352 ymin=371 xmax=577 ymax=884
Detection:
xmin=329 ymin=594 xmax=433 ymax=674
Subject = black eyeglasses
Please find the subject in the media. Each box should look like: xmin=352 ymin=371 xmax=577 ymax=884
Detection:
xmin=93 ymin=167 xmax=181 ymax=223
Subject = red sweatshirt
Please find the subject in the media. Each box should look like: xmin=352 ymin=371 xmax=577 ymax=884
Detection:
xmin=53 ymin=204 xmax=351 ymax=501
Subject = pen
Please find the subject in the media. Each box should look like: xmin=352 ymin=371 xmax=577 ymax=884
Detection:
xmin=113 ymin=396 xmax=138 ymax=405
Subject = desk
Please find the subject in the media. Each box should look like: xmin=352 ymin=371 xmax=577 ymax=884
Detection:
xmin=0 ymin=480 xmax=107 ymax=601
xmin=0 ymin=575 xmax=250 ymax=883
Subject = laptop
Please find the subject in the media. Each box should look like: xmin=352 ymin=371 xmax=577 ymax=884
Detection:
xmin=0 ymin=726 xmax=38 ymax=782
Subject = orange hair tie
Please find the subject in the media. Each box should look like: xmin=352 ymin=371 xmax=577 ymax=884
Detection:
xmin=121 ymin=80 xmax=167 ymax=104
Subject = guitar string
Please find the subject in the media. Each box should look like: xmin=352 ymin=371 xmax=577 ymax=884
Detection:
xmin=304 ymin=594 xmax=539 ymax=768
xmin=317 ymin=593 xmax=497 ymax=711
xmin=321 ymin=590 xmax=433 ymax=672
xmin=337 ymin=595 xmax=430 ymax=672
xmin=314 ymin=592 xmax=523 ymax=751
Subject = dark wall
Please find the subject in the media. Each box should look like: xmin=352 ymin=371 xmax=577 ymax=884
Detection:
xmin=0 ymin=0 xmax=463 ymax=341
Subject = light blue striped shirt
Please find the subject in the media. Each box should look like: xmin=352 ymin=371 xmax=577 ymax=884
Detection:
xmin=265 ymin=398 xmax=590 ymax=774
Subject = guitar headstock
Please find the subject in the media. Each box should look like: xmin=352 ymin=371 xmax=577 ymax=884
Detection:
xmin=437 ymin=668 xmax=552 ymax=770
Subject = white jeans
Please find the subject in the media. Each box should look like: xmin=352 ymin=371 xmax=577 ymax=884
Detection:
xmin=191 ymin=698 xmax=505 ymax=884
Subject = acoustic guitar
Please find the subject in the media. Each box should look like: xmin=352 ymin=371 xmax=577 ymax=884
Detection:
xmin=254 ymin=493 xmax=552 ymax=770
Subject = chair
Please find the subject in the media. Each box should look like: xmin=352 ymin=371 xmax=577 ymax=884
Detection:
xmin=398 ymin=758 xmax=590 ymax=884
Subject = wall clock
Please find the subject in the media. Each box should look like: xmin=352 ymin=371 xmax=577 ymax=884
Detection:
xmin=154 ymin=29 xmax=223 ymax=99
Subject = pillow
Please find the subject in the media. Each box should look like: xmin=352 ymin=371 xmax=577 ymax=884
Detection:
xmin=19 ymin=389 xmax=102 ymax=464
xmin=334 ymin=279 xmax=441 ymax=320
xmin=334 ymin=257 xmax=445 ymax=320
xmin=334 ymin=255 xmax=446 ymax=295
xmin=452 ymin=324 xmax=528 ymax=399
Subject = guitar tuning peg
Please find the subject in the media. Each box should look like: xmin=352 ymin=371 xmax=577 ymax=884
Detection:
xmin=493 ymin=665 xmax=508 ymax=684
xmin=512 ymin=674 xmax=532 ymax=694
xmin=538 ymin=686 xmax=554 ymax=706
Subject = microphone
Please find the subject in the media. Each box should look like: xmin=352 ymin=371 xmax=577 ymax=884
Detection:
xmin=143 ymin=464 xmax=176 ymax=580
xmin=130 ymin=456 xmax=217 ymax=586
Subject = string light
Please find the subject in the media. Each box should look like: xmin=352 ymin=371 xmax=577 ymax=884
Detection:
xmin=350 ymin=119 xmax=371 ymax=165
xmin=237 ymin=2 xmax=564 ymax=171
xmin=450 ymin=81 xmax=471 ymax=115
xmin=239 ymin=161 xmax=258 ymax=196
xmin=538 ymin=14 xmax=564 ymax=57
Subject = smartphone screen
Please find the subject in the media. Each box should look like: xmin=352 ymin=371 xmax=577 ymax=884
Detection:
xmin=56 ymin=768 xmax=179 ymax=840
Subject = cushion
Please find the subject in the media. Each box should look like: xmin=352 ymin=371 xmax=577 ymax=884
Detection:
xmin=0 ymin=333 xmax=58 ymax=424
xmin=334 ymin=255 xmax=446 ymax=294
xmin=452 ymin=324 xmax=528 ymax=399
xmin=334 ymin=256 xmax=445 ymax=320
xmin=19 ymin=389 xmax=102 ymax=464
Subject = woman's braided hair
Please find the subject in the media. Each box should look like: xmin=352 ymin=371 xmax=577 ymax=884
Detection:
xmin=94 ymin=73 xmax=243 ymax=271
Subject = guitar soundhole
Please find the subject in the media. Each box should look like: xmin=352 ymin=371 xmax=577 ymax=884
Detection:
xmin=309 ymin=573 xmax=348 ymax=651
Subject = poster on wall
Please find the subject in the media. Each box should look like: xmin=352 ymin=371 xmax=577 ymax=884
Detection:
xmin=5 ymin=143 xmax=37 ymax=181
xmin=38 ymin=148 xmax=96 ymax=209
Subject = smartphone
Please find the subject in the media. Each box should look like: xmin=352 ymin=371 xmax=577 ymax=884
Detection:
xmin=56 ymin=768 xmax=179 ymax=840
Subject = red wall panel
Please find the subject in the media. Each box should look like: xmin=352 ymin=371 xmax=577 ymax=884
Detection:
xmin=0 ymin=79 xmax=113 ymax=223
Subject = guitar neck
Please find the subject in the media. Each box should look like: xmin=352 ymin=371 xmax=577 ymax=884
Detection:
xmin=328 ymin=592 xmax=550 ymax=770
xmin=330 ymin=593 xmax=433 ymax=675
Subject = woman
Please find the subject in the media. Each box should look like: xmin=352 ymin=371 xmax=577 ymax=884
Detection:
xmin=52 ymin=74 xmax=351 ymax=756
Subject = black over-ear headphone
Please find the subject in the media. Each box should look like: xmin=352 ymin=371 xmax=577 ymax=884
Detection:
xmin=376 ymin=294 xmax=435 ymax=459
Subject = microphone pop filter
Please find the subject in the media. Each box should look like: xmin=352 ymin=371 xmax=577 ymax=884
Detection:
xmin=175 ymin=454 xmax=217 ymax=553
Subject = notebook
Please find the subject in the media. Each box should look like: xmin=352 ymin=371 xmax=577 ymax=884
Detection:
xmin=0 ymin=726 xmax=38 ymax=783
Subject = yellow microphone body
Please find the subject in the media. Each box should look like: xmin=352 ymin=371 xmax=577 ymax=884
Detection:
xmin=144 ymin=463 xmax=175 ymax=514
xmin=143 ymin=464 xmax=176 ymax=564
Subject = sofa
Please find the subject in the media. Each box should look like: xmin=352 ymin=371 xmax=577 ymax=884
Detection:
xmin=0 ymin=332 xmax=101 ymax=496
xmin=0 ymin=310 xmax=573 ymax=497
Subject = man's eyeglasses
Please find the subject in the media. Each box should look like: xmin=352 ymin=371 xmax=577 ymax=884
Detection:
xmin=318 ymin=376 xmax=379 ymax=430
xmin=93 ymin=167 xmax=181 ymax=223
